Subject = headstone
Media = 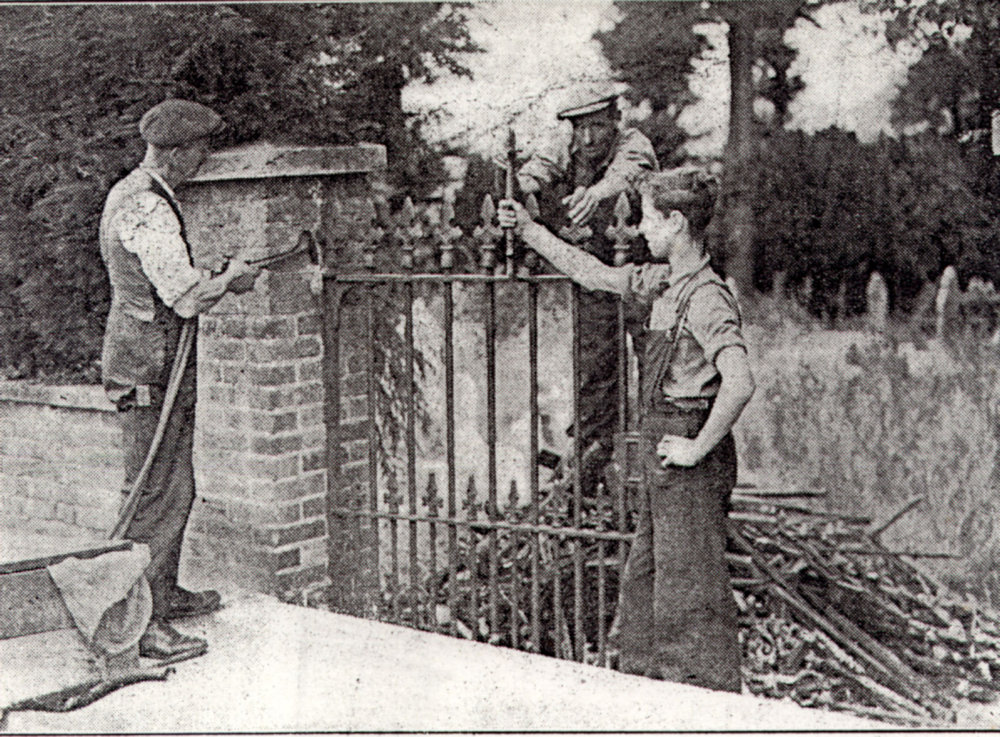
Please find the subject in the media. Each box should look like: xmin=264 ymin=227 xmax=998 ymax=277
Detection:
xmin=865 ymin=271 xmax=889 ymax=333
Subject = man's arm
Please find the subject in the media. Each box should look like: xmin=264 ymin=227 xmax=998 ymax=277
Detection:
xmin=516 ymin=144 xmax=566 ymax=195
xmin=172 ymin=258 xmax=260 ymax=319
xmin=499 ymin=199 xmax=630 ymax=295
xmin=656 ymin=345 xmax=755 ymax=467
xmin=566 ymin=129 xmax=658 ymax=225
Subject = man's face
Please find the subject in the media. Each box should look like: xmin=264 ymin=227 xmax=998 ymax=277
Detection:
xmin=639 ymin=194 xmax=675 ymax=260
xmin=171 ymin=139 xmax=211 ymax=181
xmin=570 ymin=109 xmax=617 ymax=163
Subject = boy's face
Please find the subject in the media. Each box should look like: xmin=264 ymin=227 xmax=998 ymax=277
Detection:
xmin=639 ymin=194 xmax=675 ymax=260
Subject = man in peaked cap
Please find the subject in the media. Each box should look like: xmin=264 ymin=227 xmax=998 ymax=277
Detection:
xmin=100 ymin=99 xmax=261 ymax=659
xmin=517 ymin=83 xmax=658 ymax=496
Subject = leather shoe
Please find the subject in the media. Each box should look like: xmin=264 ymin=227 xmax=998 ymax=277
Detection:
xmin=167 ymin=586 xmax=222 ymax=620
xmin=139 ymin=619 xmax=207 ymax=660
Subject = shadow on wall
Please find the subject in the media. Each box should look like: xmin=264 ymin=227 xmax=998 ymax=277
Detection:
xmin=735 ymin=325 xmax=1000 ymax=602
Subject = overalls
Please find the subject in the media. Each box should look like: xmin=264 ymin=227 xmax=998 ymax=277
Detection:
xmin=615 ymin=275 xmax=742 ymax=693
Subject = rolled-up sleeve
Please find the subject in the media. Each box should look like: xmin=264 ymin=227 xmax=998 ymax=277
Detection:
xmin=605 ymin=129 xmax=658 ymax=188
xmin=517 ymin=143 xmax=567 ymax=191
xmin=115 ymin=193 xmax=203 ymax=308
xmin=625 ymin=262 xmax=672 ymax=305
xmin=688 ymin=285 xmax=746 ymax=364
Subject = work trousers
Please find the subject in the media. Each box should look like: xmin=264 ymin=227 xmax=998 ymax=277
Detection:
xmin=118 ymin=346 xmax=198 ymax=621
xmin=615 ymin=405 xmax=741 ymax=692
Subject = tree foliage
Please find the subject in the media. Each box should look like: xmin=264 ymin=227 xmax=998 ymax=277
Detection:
xmin=752 ymin=128 xmax=995 ymax=319
xmin=0 ymin=4 xmax=477 ymax=379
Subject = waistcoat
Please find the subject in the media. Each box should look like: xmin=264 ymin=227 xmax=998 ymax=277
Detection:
xmin=99 ymin=169 xmax=193 ymax=403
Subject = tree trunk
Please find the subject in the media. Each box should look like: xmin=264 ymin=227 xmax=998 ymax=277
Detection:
xmin=722 ymin=13 xmax=757 ymax=302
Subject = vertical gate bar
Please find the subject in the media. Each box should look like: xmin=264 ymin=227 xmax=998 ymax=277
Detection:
xmin=528 ymin=265 xmax=541 ymax=652
xmin=389 ymin=472 xmax=400 ymax=619
xmin=441 ymin=222 xmax=458 ymax=637
xmin=597 ymin=538 xmax=607 ymax=666
xmin=401 ymin=201 xmax=419 ymax=616
xmin=486 ymin=275 xmax=499 ymax=639
xmin=465 ymin=475 xmax=479 ymax=637
xmin=507 ymin=480 xmax=519 ymax=649
xmin=609 ymin=193 xmax=634 ymax=589
xmin=426 ymin=473 xmax=439 ymax=623
xmin=553 ymin=545 xmax=563 ymax=659
xmin=321 ymin=273 xmax=344 ymax=607
xmin=366 ymin=282 xmax=380 ymax=607
xmin=571 ymin=283 xmax=584 ymax=661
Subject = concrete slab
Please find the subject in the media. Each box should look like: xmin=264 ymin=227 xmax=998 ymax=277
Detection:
xmin=4 ymin=591 xmax=879 ymax=732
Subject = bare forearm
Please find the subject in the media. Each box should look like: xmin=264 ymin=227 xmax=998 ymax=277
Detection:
xmin=521 ymin=221 xmax=628 ymax=294
xmin=690 ymin=348 xmax=754 ymax=459
xmin=173 ymin=271 xmax=237 ymax=318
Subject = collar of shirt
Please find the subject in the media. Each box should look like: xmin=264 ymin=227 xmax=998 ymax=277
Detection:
xmin=139 ymin=167 xmax=181 ymax=211
xmin=668 ymin=254 xmax=711 ymax=291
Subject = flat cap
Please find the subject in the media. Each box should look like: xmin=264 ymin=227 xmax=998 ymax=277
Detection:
xmin=139 ymin=99 xmax=224 ymax=147
xmin=556 ymin=82 xmax=620 ymax=120
xmin=641 ymin=166 xmax=720 ymax=207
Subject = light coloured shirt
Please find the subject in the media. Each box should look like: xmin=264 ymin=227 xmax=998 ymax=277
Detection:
xmin=111 ymin=169 xmax=203 ymax=308
xmin=626 ymin=257 xmax=746 ymax=400
xmin=518 ymin=127 xmax=657 ymax=192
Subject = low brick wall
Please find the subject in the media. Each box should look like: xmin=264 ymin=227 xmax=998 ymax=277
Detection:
xmin=0 ymin=382 xmax=122 ymax=539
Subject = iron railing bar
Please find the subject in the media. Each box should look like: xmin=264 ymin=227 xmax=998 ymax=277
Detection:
xmin=330 ymin=506 xmax=639 ymax=541
xmin=329 ymin=273 xmax=572 ymax=285
xmin=485 ymin=276 xmax=500 ymax=639
xmin=528 ymin=277 xmax=541 ymax=652
xmin=366 ymin=283 xmax=380 ymax=602
xmin=444 ymin=280 xmax=458 ymax=637
xmin=404 ymin=274 xmax=419 ymax=618
xmin=597 ymin=537 xmax=607 ymax=666
xmin=466 ymin=476 xmax=479 ymax=640
xmin=571 ymin=283 xmax=584 ymax=662
xmin=553 ymin=547 xmax=564 ymax=659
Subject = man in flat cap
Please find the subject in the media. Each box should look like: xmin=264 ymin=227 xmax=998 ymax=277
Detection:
xmin=100 ymin=98 xmax=261 ymax=659
xmin=518 ymin=84 xmax=658 ymax=494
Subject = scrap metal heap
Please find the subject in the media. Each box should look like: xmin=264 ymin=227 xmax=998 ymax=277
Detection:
xmin=730 ymin=489 xmax=999 ymax=726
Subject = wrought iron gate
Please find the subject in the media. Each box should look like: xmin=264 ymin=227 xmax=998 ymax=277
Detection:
xmin=321 ymin=193 xmax=641 ymax=666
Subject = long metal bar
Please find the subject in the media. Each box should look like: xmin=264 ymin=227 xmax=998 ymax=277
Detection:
xmin=405 ymin=276 xmax=418 ymax=610
xmin=427 ymin=474 xmax=439 ymax=626
xmin=321 ymin=277 xmax=343 ymax=605
xmin=331 ymin=506 xmax=637 ymax=541
xmin=366 ymin=283 xmax=380 ymax=596
xmin=389 ymin=474 xmax=400 ymax=619
xmin=571 ymin=284 xmax=584 ymax=661
xmin=528 ymin=276 xmax=541 ymax=652
xmin=444 ymin=275 xmax=458 ymax=636
xmin=485 ymin=277 xmax=500 ymax=639
xmin=597 ymin=537 xmax=607 ymax=666
xmin=553 ymin=551 xmax=564 ymax=659
xmin=465 ymin=476 xmax=479 ymax=638
xmin=331 ymin=273 xmax=571 ymax=284
xmin=509 ymin=525 xmax=519 ymax=648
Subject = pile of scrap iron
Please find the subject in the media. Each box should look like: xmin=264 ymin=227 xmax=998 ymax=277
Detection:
xmin=730 ymin=488 xmax=1000 ymax=726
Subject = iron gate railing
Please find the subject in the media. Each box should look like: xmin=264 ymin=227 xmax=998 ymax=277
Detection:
xmin=322 ymin=193 xmax=642 ymax=666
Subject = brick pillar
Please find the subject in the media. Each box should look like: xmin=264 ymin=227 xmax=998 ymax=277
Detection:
xmin=175 ymin=143 xmax=386 ymax=598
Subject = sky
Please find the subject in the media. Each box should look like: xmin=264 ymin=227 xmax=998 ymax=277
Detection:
xmin=402 ymin=1 xmax=924 ymax=160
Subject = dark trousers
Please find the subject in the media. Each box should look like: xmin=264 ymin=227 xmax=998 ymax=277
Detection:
xmin=118 ymin=356 xmax=197 ymax=621
xmin=615 ymin=406 xmax=741 ymax=692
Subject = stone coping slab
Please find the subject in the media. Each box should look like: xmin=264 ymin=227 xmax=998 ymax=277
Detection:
xmin=185 ymin=142 xmax=386 ymax=183
xmin=0 ymin=381 xmax=114 ymax=412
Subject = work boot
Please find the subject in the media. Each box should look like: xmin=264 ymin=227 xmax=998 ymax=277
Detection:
xmin=167 ymin=586 xmax=222 ymax=620
xmin=139 ymin=619 xmax=207 ymax=660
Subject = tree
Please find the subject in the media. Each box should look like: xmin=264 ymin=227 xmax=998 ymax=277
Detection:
xmin=596 ymin=1 xmax=816 ymax=303
xmin=0 ymin=4 xmax=478 ymax=378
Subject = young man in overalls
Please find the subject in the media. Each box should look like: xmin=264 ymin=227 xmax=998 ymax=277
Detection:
xmin=499 ymin=167 xmax=754 ymax=692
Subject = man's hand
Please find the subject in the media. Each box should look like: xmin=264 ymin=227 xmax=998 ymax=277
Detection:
xmin=225 ymin=257 xmax=262 ymax=295
xmin=657 ymin=435 xmax=704 ymax=468
xmin=562 ymin=186 xmax=599 ymax=226
xmin=498 ymin=198 xmax=531 ymax=236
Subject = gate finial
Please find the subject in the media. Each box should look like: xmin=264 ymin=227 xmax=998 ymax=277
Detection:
xmin=474 ymin=194 xmax=501 ymax=272
xmin=606 ymin=193 xmax=638 ymax=267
